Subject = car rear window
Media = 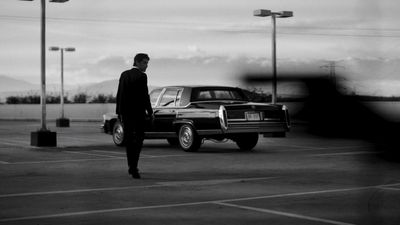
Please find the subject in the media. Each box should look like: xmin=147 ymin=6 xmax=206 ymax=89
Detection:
xmin=191 ymin=88 xmax=247 ymax=101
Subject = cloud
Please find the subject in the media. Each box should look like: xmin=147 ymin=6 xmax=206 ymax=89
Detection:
xmin=58 ymin=54 xmax=400 ymax=96
xmin=63 ymin=55 xmax=129 ymax=84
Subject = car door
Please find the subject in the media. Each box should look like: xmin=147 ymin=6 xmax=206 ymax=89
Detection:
xmin=153 ymin=88 xmax=183 ymax=133
xmin=145 ymin=88 xmax=163 ymax=132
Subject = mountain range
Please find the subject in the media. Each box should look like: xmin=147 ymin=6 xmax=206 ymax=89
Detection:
xmin=0 ymin=75 xmax=159 ymax=102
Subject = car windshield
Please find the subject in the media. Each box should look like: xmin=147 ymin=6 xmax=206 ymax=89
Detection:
xmin=191 ymin=88 xmax=247 ymax=101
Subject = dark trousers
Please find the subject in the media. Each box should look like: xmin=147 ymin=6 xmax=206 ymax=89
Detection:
xmin=122 ymin=115 xmax=145 ymax=173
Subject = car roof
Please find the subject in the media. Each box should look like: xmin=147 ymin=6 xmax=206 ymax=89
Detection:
xmin=158 ymin=85 xmax=241 ymax=89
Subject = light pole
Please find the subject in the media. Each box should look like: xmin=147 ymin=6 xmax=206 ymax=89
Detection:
xmin=254 ymin=9 xmax=293 ymax=104
xmin=20 ymin=0 xmax=70 ymax=147
xmin=49 ymin=46 xmax=75 ymax=127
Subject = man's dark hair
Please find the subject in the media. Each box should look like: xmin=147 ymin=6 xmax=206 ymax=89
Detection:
xmin=133 ymin=53 xmax=150 ymax=66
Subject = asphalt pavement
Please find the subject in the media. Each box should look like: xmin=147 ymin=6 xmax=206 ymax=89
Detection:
xmin=0 ymin=120 xmax=399 ymax=225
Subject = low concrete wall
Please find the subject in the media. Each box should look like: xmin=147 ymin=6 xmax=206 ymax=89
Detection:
xmin=0 ymin=104 xmax=115 ymax=121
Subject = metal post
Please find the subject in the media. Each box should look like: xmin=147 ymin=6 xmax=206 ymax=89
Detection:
xmin=271 ymin=14 xmax=277 ymax=104
xmin=60 ymin=48 xmax=64 ymax=118
xmin=40 ymin=0 xmax=47 ymax=131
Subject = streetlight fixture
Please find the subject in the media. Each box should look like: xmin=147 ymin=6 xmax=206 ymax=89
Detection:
xmin=49 ymin=46 xmax=75 ymax=127
xmin=20 ymin=0 xmax=70 ymax=147
xmin=254 ymin=9 xmax=293 ymax=104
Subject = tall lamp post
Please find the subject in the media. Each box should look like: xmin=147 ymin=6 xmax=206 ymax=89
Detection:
xmin=254 ymin=9 xmax=293 ymax=104
xmin=49 ymin=46 xmax=75 ymax=127
xmin=20 ymin=0 xmax=70 ymax=147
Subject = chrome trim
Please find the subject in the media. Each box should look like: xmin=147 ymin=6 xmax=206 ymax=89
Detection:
xmin=218 ymin=105 xmax=228 ymax=131
xmin=197 ymin=122 xmax=289 ymax=135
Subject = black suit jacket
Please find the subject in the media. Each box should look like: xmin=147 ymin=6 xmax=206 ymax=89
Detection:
xmin=116 ymin=68 xmax=153 ymax=119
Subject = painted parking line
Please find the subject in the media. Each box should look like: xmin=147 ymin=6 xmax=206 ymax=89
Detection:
xmin=0 ymin=177 xmax=276 ymax=198
xmin=92 ymin=150 xmax=125 ymax=155
xmin=215 ymin=183 xmax=400 ymax=203
xmin=0 ymin=201 xmax=212 ymax=222
xmin=380 ymin=187 xmax=400 ymax=191
xmin=0 ymin=152 xmax=189 ymax=165
xmin=65 ymin=151 xmax=122 ymax=158
xmin=310 ymin=151 xmax=377 ymax=157
xmin=215 ymin=202 xmax=354 ymax=225
xmin=278 ymin=145 xmax=368 ymax=152
xmin=3 ymin=157 xmax=124 ymax=165
xmin=0 ymin=139 xmax=30 ymax=148
xmin=157 ymin=177 xmax=277 ymax=187
xmin=1 ymin=182 xmax=400 ymax=222
xmin=141 ymin=153 xmax=189 ymax=158
xmin=89 ymin=150 xmax=189 ymax=159
xmin=0 ymin=184 xmax=165 ymax=198
xmin=59 ymin=136 xmax=108 ymax=143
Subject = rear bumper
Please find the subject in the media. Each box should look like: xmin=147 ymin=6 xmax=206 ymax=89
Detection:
xmin=197 ymin=122 xmax=289 ymax=136
xmin=225 ymin=121 xmax=289 ymax=134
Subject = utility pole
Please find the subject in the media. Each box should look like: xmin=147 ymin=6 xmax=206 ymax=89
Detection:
xmin=320 ymin=61 xmax=344 ymax=90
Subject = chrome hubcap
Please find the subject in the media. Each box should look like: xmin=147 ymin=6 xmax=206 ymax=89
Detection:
xmin=114 ymin=125 xmax=124 ymax=144
xmin=180 ymin=126 xmax=193 ymax=148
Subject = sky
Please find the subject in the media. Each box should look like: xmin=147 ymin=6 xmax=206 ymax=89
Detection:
xmin=1 ymin=0 xmax=400 ymax=96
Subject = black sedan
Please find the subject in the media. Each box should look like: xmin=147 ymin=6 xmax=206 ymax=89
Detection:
xmin=102 ymin=85 xmax=290 ymax=151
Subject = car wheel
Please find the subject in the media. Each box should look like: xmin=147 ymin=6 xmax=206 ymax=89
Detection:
xmin=178 ymin=124 xmax=201 ymax=152
xmin=167 ymin=138 xmax=179 ymax=146
xmin=235 ymin=133 xmax=259 ymax=151
xmin=112 ymin=121 xmax=125 ymax=146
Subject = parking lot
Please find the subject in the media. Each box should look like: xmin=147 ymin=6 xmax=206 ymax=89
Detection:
xmin=0 ymin=120 xmax=399 ymax=225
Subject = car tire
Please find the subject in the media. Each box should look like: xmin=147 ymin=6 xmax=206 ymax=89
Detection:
xmin=112 ymin=121 xmax=125 ymax=147
xmin=235 ymin=133 xmax=259 ymax=151
xmin=167 ymin=138 xmax=179 ymax=146
xmin=178 ymin=124 xmax=201 ymax=152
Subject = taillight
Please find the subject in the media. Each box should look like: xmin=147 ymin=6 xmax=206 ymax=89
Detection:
xmin=219 ymin=105 xmax=228 ymax=130
xmin=282 ymin=105 xmax=291 ymax=127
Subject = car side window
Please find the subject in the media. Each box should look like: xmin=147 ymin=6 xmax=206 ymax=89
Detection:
xmin=176 ymin=89 xmax=183 ymax=106
xmin=149 ymin=89 xmax=162 ymax=107
xmin=159 ymin=88 xmax=182 ymax=107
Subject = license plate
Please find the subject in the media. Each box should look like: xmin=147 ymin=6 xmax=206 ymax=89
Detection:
xmin=246 ymin=112 xmax=261 ymax=121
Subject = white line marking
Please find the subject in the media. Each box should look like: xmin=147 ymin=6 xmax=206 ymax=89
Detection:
xmin=5 ymin=157 xmax=124 ymax=165
xmin=158 ymin=177 xmax=277 ymax=187
xmin=278 ymin=145 xmax=367 ymax=152
xmin=311 ymin=151 xmax=377 ymax=157
xmin=93 ymin=150 xmax=188 ymax=158
xmin=2 ymin=182 xmax=400 ymax=222
xmin=1 ymin=153 xmax=187 ymax=165
xmin=0 ymin=201 xmax=210 ymax=222
xmin=215 ymin=202 xmax=355 ymax=225
xmin=141 ymin=154 xmax=188 ymax=158
xmin=59 ymin=136 xmax=106 ymax=143
xmin=0 ymin=177 xmax=276 ymax=198
xmin=65 ymin=151 xmax=122 ymax=158
xmin=380 ymin=187 xmax=400 ymax=191
xmin=0 ymin=184 xmax=165 ymax=198
xmin=216 ymin=182 xmax=400 ymax=203
xmin=0 ymin=140 xmax=30 ymax=147
xmin=92 ymin=150 xmax=125 ymax=155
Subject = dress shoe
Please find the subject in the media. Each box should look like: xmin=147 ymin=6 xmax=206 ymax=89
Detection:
xmin=131 ymin=171 xmax=141 ymax=179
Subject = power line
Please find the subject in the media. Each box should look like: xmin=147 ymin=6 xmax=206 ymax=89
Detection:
xmin=1 ymin=14 xmax=400 ymax=39
xmin=1 ymin=14 xmax=400 ymax=32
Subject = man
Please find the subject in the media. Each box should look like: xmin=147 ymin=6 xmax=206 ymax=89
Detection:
xmin=116 ymin=53 xmax=153 ymax=179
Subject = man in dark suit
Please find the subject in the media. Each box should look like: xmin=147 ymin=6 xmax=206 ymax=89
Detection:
xmin=116 ymin=53 xmax=153 ymax=179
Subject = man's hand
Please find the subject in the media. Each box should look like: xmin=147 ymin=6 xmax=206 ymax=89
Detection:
xmin=149 ymin=113 xmax=155 ymax=126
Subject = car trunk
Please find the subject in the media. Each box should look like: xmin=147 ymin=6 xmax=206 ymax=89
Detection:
xmin=191 ymin=101 xmax=286 ymax=122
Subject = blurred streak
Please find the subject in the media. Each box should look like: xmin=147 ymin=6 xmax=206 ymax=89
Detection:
xmin=243 ymin=72 xmax=399 ymax=162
